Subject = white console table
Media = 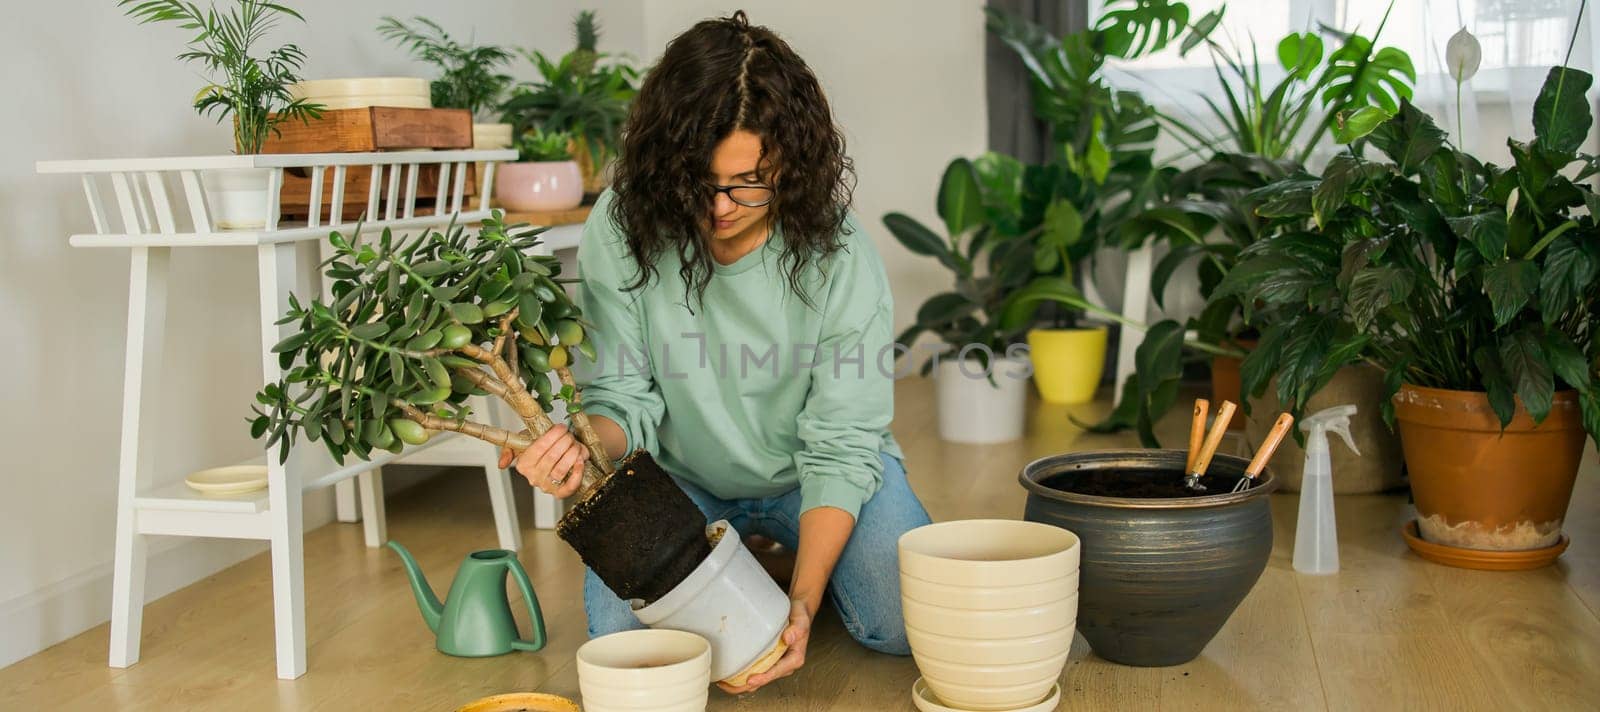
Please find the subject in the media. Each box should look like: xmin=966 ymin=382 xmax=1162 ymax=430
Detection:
xmin=36 ymin=149 xmax=536 ymax=679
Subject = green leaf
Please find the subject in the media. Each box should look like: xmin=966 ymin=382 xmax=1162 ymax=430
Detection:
xmin=883 ymin=213 xmax=966 ymax=274
xmin=1582 ymin=389 xmax=1600 ymax=451
xmin=424 ymin=357 xmax=451 ymax=389
xmin=1276 ymin=32 xmax=1324 ymax=79
xmin=271 ymin=332 xmax=309 ymax=353
xmin=1085 ymin=127 xmax=1112 ymax=184
xmin=1333 ymin=106 xmax=1391 ymax=144
xmin=1481 ymin=259 xmax=1539 ymax=326
xmin=1366 ymin=101 xmax=1445 ymax=174
xmin=1040 ymin=199 xmax=1084 ymax=248
xmin=936 ymin=158 xmax=984 ymax=236
xmin=1533 ymin=67 xmax=1594 ymax=157
xmin=350 ymin=322 xmax=390 ymax=339
xmin=915 ymin=292 xmax=978 ymax=327
xmin=1545 ymin=329 xmax=1592 ymax=390
xmin=997 ymin=276 xmax=1091 ymax=331
xmin=414 ymin=259 xmax=453 ymax=277
xmin=1499 ymin=328 xmax=1554 ymax=424
xmin=450 ymin=303 xmax=485 ymax=324
xmin=1180 ymin=8 xmax=1224 ymax=56
xmin=1539 ymin=236 xmax=1599 ymax=318
xmin=1474 ymin=346 xmax=1518 ymax=427
xmin=1096 ymin=0 xmax=1189 ymax=58
xmin=1447 ymin=211 xmax=1508 ymax=261
xmin=1313 ymin=154 xmax=1365 ymax=227
xmin=1346 ymin=266 xmax=1414 ymax=330
xmin=250 ymin=415 xmax=271 ymax=439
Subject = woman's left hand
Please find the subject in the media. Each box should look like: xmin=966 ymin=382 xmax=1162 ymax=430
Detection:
xmin=717 ymin=599 xmax=812 ymax=694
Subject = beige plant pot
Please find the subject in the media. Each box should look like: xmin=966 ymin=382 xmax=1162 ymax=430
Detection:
xmin=899 ymin=520 xmax=1079 ymax=711
xmin=473 ymin=122 xmax=514 ymax=150
xmin=1246 ymin=364 xmax=1405 ymax=494
xmin=576 ymin=629 xmax=711 ymax=712
xmin=288 ymin=77 xmax=431 ymax=110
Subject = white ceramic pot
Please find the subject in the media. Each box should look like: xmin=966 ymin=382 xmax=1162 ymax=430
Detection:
xmin=201 ymin=167 xmax=273 ymax=230
xmin=473 ymin=122 xmax=515 ymax=150
xmin=577 ymin=629 xmax=710 ymax=712
xmin=899 ymin=519 xmax=1080 ymax=712
xmin=631 ymin=520 xmax=789 ymax=683
xmin=289 ymin=77 xmax=431 ymax=110
xmin=935 ymin=356 xmax=1028 ymax=443
xmin=495 ymin=161 xmax=583 ymax=212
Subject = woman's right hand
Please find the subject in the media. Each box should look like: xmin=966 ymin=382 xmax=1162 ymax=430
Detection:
xmin=498 ymin=424 xmax=589 ymax=498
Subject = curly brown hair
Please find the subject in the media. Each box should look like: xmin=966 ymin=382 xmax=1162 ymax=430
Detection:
xmin=607 ymin=10 xmax=856 ymax=308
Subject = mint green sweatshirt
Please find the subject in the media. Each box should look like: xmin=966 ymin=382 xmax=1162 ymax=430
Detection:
xmin=571 ymin=190 xmax=901 ymax=519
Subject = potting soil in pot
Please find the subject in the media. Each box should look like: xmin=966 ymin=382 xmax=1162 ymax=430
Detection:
xmin=1050 ymin=470 xmax=1258 ymax=497
xmin=557 ymin=450 xmax=712 ymax=604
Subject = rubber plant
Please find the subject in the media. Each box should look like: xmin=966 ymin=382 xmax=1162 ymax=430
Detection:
xmin=377 ymin=16 xmax=516 ymax=120
xmin=252 ymin=216 xmax=716 ymax=604
xmin=884 ymin=156 xmax=1115 ymax=374
xmin=119 ymin=0 xmax=323 ymax=154
xmin=1092 ymin=3 xmax=1418 ymax=445
xmin=1220 ymin=64 xmax=1600 ymax=446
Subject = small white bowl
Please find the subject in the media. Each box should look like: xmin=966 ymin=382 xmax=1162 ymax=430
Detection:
xmin=576 ymin=629 xmax=710 ymax=711
xmin=184 ymin=465 xmax=268 ymax=495
xmin=913 ymin=677 xmax=1061 ymax=712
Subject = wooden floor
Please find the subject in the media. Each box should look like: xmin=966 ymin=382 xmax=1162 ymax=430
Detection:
xmin=5 ymin=377 xmax=1599 ymax=711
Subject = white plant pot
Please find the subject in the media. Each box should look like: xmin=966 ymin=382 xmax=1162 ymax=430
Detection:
xmin=631 ymin=520 xmax=789 ymax=683
xmin=899 ymin=519 xmax=1080 ymax=712
xmin=577 ymin=629 xmax=711 ymax=712
xmin=495 ymin=161 xmax=584 ymax=212
xmin=201 ymin=167 xmax=273 ymax=231
xmin=473 ymin=122 xmax=515 ymax=150
xmin=935 ymin=357 xmax=1028 ymax=443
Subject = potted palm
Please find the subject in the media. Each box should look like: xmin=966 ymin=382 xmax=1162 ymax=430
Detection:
xmin=496 ymin=128 xmax=582 ymax=212
xmin=500 ymin=10 xmax=639 ymax=195
xmin=120 ymin=0 xmax=323 ymax=229
xmin=377 ymin=16 xmax=516 ymax=149
xmin=1229 ymin=64 xmax=1600 ymax=568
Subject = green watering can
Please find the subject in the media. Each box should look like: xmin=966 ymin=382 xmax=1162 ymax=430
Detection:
xmin=388 ymin=542 xmax=547 ymax=656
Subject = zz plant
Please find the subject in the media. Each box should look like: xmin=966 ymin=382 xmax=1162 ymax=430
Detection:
xmin=251 ymin=216 xmax=615 ymax=488
xmin=1224 ymin=66 xmax=1600 ymax=445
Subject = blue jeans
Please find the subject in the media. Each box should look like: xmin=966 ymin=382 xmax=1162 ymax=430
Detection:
xmin=583 ymin=452 xmax=932 ymax=655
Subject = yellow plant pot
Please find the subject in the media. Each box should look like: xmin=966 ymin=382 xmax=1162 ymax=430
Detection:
xmin=1026 ymin=327 xmax=1108 ymax=404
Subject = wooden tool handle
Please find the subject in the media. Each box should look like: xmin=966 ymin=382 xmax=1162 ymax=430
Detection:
xmin=1245 ymin=413 xmax=1295 ymax=479
xmin=1190 ymin=400 xmax=1237 ymax=477
xmin=1186 ymin=399 xmax=1210 ymax=473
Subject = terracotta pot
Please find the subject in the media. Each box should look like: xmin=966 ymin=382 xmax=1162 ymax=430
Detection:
xmin=1246 ymin=364 xmax=1405 ymax=493
xmin=495 ymin=161 xmax=583 ymax=212
xmin=1020 ymin=449 xmax=1275 ymax=667
xmin=899 ymin=519 xmax=1078 ymax=711
xmin=1394 ymin=384 xmax=1585 ymax=553
xmin=1210 ymin=339 xmax=1255 ymax=430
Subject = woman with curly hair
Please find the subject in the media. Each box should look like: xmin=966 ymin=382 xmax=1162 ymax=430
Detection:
xmin=499 ymin=10 xmax=930 ymax=693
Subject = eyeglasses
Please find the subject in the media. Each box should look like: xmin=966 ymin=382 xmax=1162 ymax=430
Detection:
xmin=706 ymin=183 xmax=775 ymax=208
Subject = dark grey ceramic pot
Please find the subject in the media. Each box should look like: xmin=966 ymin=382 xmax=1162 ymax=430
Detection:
xmin=1019 ymin=449 xmax=1275 ymax=667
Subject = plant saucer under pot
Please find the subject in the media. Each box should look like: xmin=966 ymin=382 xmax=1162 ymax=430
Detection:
xmin=1020 ymin=449 xmax=1275 ymax=667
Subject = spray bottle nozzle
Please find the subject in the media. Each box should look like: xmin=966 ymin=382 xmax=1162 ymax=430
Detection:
xmin=1300 ymin=404 xmax=1360 ymax=457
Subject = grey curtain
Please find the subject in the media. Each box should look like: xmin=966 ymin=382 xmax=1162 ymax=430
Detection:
xmin=985 ymin=0 xmax=1089 ymax=161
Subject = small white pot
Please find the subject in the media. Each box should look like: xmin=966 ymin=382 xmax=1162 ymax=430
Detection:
xmin=201 ymin=167 xmax=274 ymax=230
xmin=577 ymin=629 xmax=710 ymax=712
xmin=899 ymin=519 xmax=1080 ymax=711
xmin=631 ymin=520 xmax=789 ymax=683
xmin=935 ymin=357 xmax=1028 ymax=443
xmin=495 ymin=161 xmax=583 ymax=212
xmin=473 ymin=122 xmax=514 ymax=150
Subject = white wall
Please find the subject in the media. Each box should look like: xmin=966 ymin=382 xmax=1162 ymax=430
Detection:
xmin=0 ymin=0 xmax=642 ymax=668
xmin=640 ymin=0 xmax=990 ymax=333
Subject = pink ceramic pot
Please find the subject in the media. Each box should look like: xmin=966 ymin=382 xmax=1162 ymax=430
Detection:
xmin=496 ymin=161 xmax=583 ymax=211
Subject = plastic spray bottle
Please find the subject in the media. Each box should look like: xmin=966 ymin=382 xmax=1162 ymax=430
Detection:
xmin=1293 ymin=405 xmax=1360 ymax=575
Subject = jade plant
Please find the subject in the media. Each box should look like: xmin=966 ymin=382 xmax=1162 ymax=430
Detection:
xmin=377 ymin=16 xmax=515 ymax=120
xmin=251 ymin=215 xmax=614 ymax=489
xmin=1221 ymin=65 xmax=1600 ymax=446
xmin=120 ymin=0 xmax=323 ymax=154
